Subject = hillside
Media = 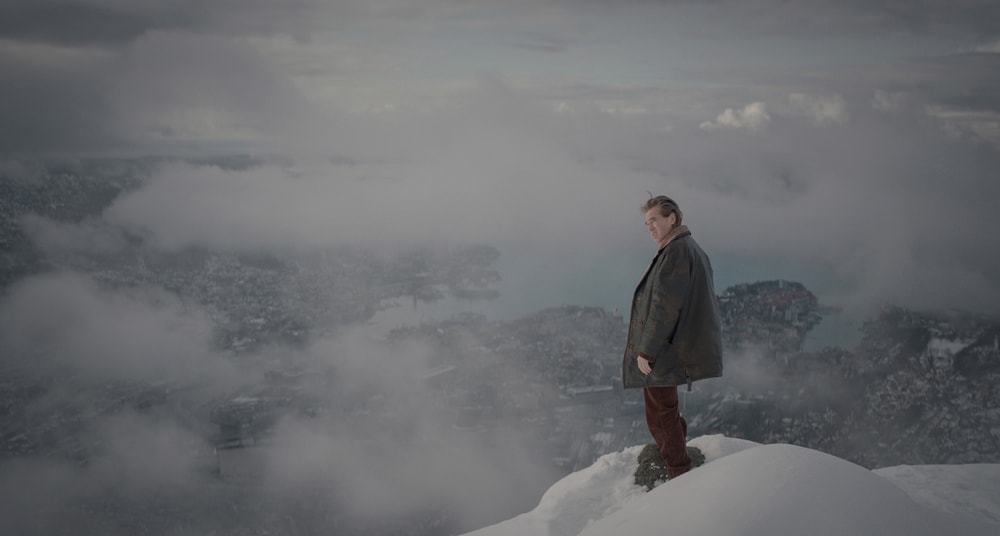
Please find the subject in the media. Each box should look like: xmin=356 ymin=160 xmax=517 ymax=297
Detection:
xmin=464 ymin=435 xmax=1000 ymax=536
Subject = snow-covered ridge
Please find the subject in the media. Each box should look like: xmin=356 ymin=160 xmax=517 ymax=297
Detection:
xmin=464 ymin=435 xmax=1000 ymax=536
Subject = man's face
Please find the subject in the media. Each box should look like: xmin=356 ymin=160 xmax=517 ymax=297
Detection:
xmin=644 ymin=207 xmax=675 ymax=244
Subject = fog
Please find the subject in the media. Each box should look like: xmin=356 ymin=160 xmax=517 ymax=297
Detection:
xmin=3 ymin=0 xmax=1000 ymax=533
xmin=0 ymin=271 xmax=564 ymax=533
xmin=89 ymin=84 xmax=1000 ymax=315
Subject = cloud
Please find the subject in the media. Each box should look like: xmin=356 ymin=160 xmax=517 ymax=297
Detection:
xmin=0 ymin=1 xmax=372 ymax=46
xmin=260 ymin=388 xmax=561 ymax=530
xmin=5 ymin=52 xmax=1000 ymax=317
xmin=0 ymin=28 xmax=319 ymax=154
xmin=7 ymin=1 xmax=999 ymax=47
xmin=787 ymin=93 xmax=848 ymax=125
xmin=0 ymin=270 xmax=253 ymax=533
xmin=100 ymin=80 xmax=656 ymax=255
xmin=925 ymin=106 xmax=1000 ymax=149
xmin=700 ymin=102 xmax=772 ymax=131
xmin=0 ymin=274 xmax=564 ymax=533
xmin=0 ymin=265 xmax=564 ymax=533
xmin=687 ymin=112 xmax=1000 ymax=314
xmin=234 ymin=322 xmax=569 ymax=531
xmin=60 ymin=74 xmax=995 ymax=316
xmin=973 ymin=40 xmax=1000 ymax=53
xmin=105 ymin=29 xmax=324 ymax=152
xmin=0 ymin=38 xmax=119 ymax=154
xmin=0 ymin=271 xmax=236 ymax=383
xmin=872 ymin=89 xmax=909 ymax=112
xmin=20 ymin=214 xmax=128 ymax=255
xmin=0 ymin=24 xmax=353 ymax=154
xmin=665 ymin=0 xmax=1000 ymax=39
xmin=6 ymin=1 xmax=1000 ymax=156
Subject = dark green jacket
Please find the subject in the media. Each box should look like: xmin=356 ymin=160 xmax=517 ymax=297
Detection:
xmin=622 ymin=230 xmax=723 ymax=389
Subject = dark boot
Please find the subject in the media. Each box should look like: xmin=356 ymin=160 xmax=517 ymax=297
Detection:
xmin=635 ymin=445 xmax=706 ymax=490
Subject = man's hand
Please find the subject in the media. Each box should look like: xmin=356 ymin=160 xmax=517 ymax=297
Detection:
xmin=637 ymin=354 xmax=653 ymax=375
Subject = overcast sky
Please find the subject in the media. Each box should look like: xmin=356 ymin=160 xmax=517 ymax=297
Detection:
xmin=4 ymin=0 xmax=1000 ymax=316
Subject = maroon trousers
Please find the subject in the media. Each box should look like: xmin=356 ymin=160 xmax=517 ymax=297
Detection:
xmin=644 ymin=386 xmax=691 ymax=478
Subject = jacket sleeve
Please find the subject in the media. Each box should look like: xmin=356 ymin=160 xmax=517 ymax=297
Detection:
xmin=637 ymin=244 xmax=691 ymax=361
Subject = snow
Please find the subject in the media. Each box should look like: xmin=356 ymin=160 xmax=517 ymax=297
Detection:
xmin=875 ymin=464 xmax=1000 ymax=525
xmin=463 ymin=435 xmax=1000 ymax=536
xmin=927 ymin=337 xmax=972 ymax=356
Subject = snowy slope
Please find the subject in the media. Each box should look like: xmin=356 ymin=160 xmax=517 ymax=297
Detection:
xmin=463 ymin=435 xmax=1000 ymax=536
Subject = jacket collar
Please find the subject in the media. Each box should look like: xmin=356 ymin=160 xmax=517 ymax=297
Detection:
xmin=656 ymin=225 xmax=690 ymax=252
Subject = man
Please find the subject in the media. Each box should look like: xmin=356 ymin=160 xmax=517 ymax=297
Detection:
xmin=622 ymin=195 xmax=723 ymax=479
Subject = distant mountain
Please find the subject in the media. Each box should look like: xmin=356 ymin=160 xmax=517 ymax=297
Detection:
xmin=697 ymin=286 xmax=1000 ymax=468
